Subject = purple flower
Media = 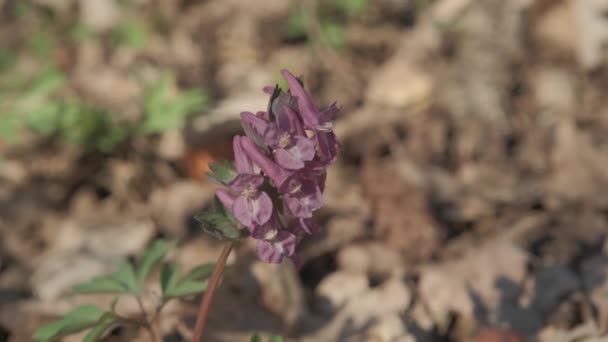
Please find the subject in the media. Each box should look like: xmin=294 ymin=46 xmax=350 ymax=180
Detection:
xmin=264 ymin=107 xmax=316 ymax=170
xmin=256 ymin=230 xmax=297 ymax=264
xmin=280 ymin=70 xmax=340 ymax=165
xmin=214 ymin=137 xmax=273 ymax=228
xmin=240 ymin=135 xmax=292 ymax=188
xmin=280 ymin=176 xmax=323 ymax=218
xmin=280 ymin=70 xmax=338 ymax=132
xmin=228 ymin=173 xmax=273 ymax=227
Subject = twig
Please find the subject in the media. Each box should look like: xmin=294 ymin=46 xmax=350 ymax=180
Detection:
xmin=134 ymin=295 xmax=160 ymax=342
xmin=191 ymin=241 xmax=234 ymax=342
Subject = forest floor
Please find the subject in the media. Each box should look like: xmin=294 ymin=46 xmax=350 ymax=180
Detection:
xmin=2 ymin=0 xmax=608 ymax=341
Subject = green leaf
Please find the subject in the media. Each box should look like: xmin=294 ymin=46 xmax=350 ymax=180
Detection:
xmin=194 ymin=211 xmax=245 ymax=241
xmin=284 ymin=7 xmax=309 ymax=39
xmin=160 ymin=263 xmax=181 ymax=297
xmin=206 ymin=160 xmax=237 ymax=186
xmin=33 ymin=305 xmax=106 ymax=341
xmin=321 ymin=21 xmax=345 ymax=49
xmin=83 ymin=313 xmax=117 ymax=342
xmin=136 ymin=240 xmax=173 ymax=287
xmin=0 ymin=113 xmax=21 ymax=143
xmin=33 ymin=320 xmax=65 ymax=342
xmin=72 ymin=276 xmax=127 ymax=294
xmin=337 ymin=0 xmax=368 ymax=17
xmin=113 ymin=260 xmax=138 ymax=293
xmin=112 ymin=21 xmax=148 ymax=49
xmin=164 ymin=279 xmax=208 ymax=297
xmin=26 ymin=68 xmax=65 ymax=97
xmin=268 ymin=336 xmax=284 ymax=342
xmin=180 ymin=264 xmax=214 ymax=283
xmin=250 ymin=333 xmax=263 ymax=342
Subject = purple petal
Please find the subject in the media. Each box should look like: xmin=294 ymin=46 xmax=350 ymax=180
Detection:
xmin=317 ymin=102 xmax=339 ymax=130
xmin=233 ymin=136 xmax=253 ymax=174
xmin=263 ymin=124 xmax=280 ymax=148
xmin=240 ymin=112 xmax=269 ymax=136
xmin=274 ymin=136 xmax=315 ymax=170
xmin=262 ymin=86 xmax=275 ymax=94
xmin=241 ymin=136 xmax=291 ymax=187
xmin=256 ymin=231 xmax=297 ymax=264
xmin=270 ymin=92 xmax=298 ymax=122
xmin=233 ymin=195 xmax=253 ymax=227
xmin=284 ymin=106 xmax=306 ymax=136
xmin=230 ymin=190 xmax=273 ymax=228
xmin=274 ymin=148 xmax=305 ymax=170
xmin=288 ymin=218 xmax=321 ymax=235
xmin=250 ymin=191 xmax=273 ymax=226
xmin=249 ymin=215 xmax=280 ymax=239
xmin=257 ymin=111 xmax=270 ymax=121
xmin=280 ymin=70 xmax=320 ymax=128
xmin=315 ymin=131 xmax=339 ymax=165
xmin=215 ymin=189 xmax=236 ymax=209
xmin=228 ymin=173 xmax=264 ymax=193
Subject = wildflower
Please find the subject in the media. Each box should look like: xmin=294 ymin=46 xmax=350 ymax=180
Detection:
xmin=215 ymin=137 xmax=273 ymax=228
xmin=210 ymin=69 xmax=340 ymax=265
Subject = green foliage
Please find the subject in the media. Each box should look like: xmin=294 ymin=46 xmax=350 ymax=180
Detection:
xmin=251 ymin=333 xmax=285 ymax=342
xmin=35 ymin=240 xmax=214 ymax=341
xmin=0 ymin=4 xmax=208 ymax=152
xmin=195 ymin=211 xmax=245 ymax=241
xmin=321 ymin=21 xmax=345 ymax=49
xmin=139 ymin=73 xmax=208 ymax=134
xmin=33 ymin=305 xmax=112 ymax=342
xmin=283 ymin=0 xmax=368 ymax=49
xmin=136 ymin=239 xmax=174 ymax=286
xmin=0 ymin=66 xmax=207 ymax=151
xmin=161 ymin=262 xmax=214 ymax=298
xmin=111 ymin=21 xmax=149 ymax=50
xmin=337 ymin=0 xmax=368 ymax=17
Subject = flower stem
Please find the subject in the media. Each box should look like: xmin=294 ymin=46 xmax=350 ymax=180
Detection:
xmin=191 ymin=241 xmax=234 ymax=342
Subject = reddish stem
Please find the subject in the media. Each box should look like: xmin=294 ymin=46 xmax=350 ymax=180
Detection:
xmin=191 ymin=242 xmax=234 ymax=342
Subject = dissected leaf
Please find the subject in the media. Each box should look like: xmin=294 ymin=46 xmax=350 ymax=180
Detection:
xmin=113 ymin=260 xmax=138 ymax=292
xmin=161 ymin=262 xmax=181 ymax=297
xmin=136 ymin=239 xmax=173 ymax=287
xmin=83 ymin=313 xmax=117 ymax=342
xmin=33 ymin=305 xmax=106 ymax=341
xmin=194 ymin=211 xmax=244 ymax=241
xmin=180 ymin=264 xmax=214 ymax=283
xmin=72 ymin=276 xmax=126 ymax=294
xmin=164 ymin=279 xmax=208 ymax=298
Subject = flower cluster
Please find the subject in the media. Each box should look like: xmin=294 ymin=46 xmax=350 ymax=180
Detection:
xmin=215 ymin=70 xmax=339 ymax=265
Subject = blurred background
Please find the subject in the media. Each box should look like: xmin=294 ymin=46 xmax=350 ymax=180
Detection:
xmin=1 ymin=0 xmax=608 ymax=341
